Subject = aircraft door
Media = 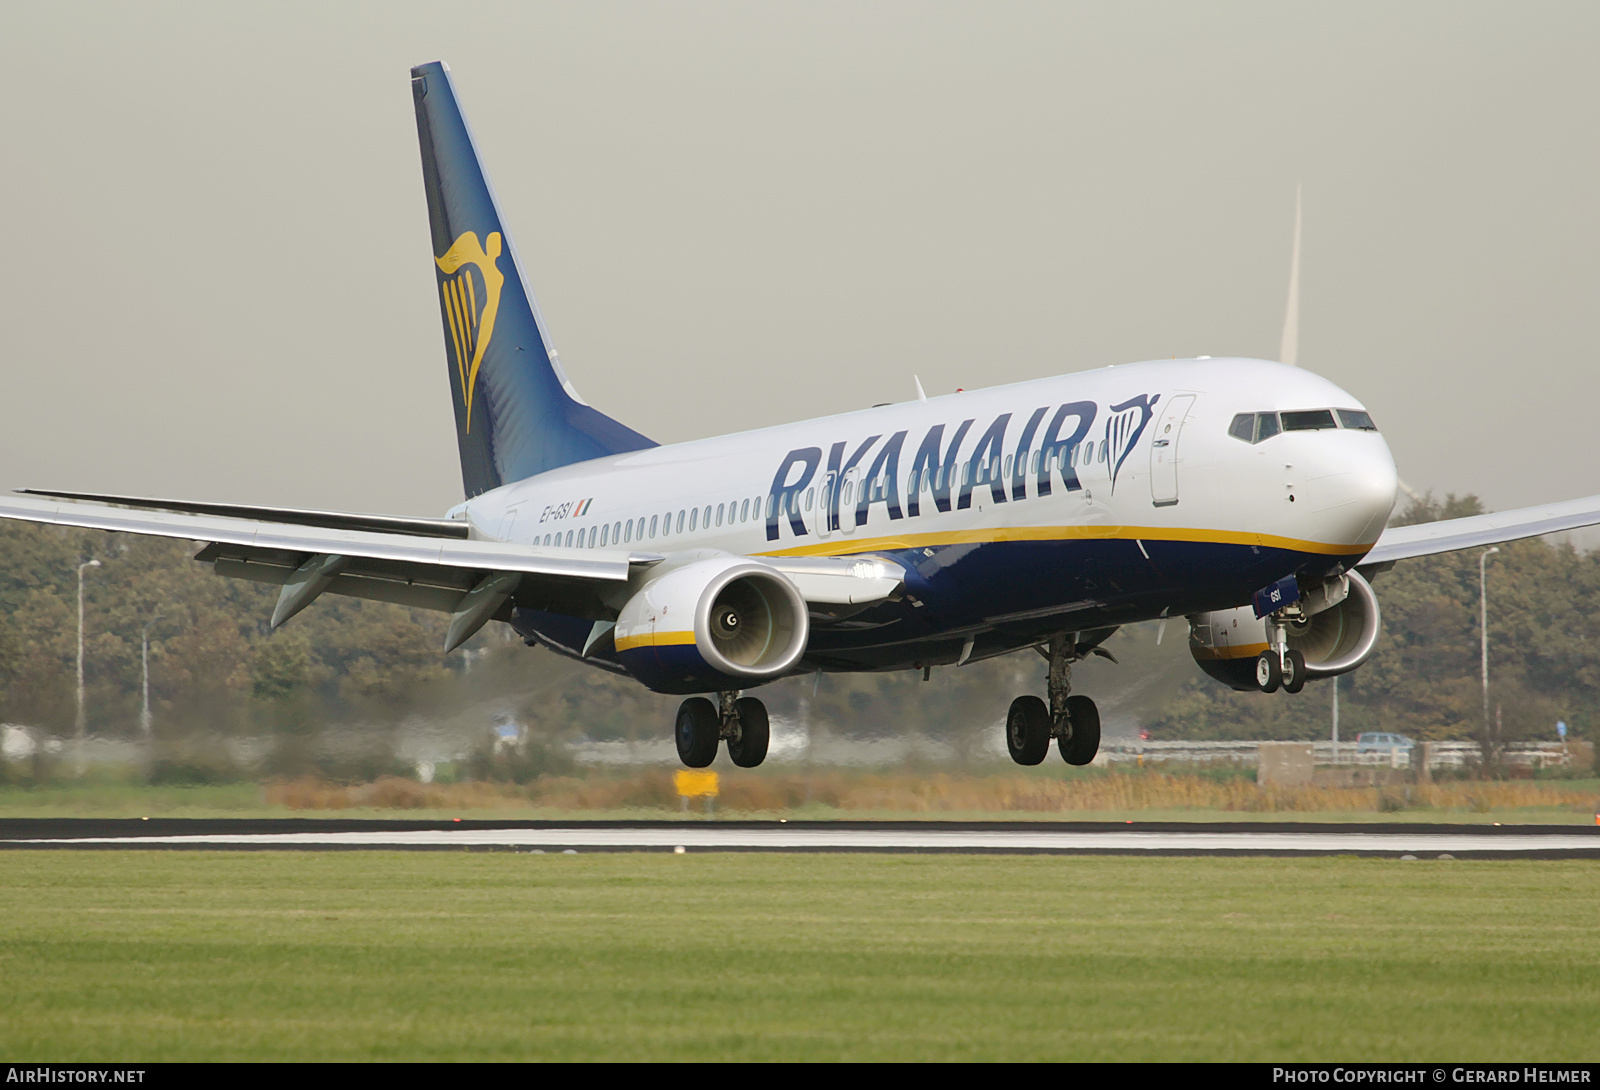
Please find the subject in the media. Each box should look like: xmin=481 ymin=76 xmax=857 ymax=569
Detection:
xmin=816 ymin=473 xmax=835 ymax=539
xmin=1149 ymin=394 xmax=1195 ymax=507
xmin=839 ymin=468 xmax=860 ymax=535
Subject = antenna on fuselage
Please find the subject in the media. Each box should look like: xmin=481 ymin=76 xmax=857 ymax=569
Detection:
xmin=914 ymin=375 xmax=928 ymax=402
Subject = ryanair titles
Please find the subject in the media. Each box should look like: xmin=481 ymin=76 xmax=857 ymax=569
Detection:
xmin=765 ymin=394 xmax=1159 ymax=542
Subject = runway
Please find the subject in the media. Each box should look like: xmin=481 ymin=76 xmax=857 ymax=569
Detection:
xmin=3 ymin=818 xmax=1598 ymax=856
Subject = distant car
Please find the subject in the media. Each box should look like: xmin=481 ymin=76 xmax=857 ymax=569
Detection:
xmin=1355 ymin=732 xmax=1415 ymax=752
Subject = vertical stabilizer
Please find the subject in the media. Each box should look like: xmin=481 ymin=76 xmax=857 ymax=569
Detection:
xmin=411 ymin=62 xmax=655 ymax=497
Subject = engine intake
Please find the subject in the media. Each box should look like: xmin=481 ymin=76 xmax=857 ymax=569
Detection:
xmin=615 ymin=557 xmax=809 ymax=693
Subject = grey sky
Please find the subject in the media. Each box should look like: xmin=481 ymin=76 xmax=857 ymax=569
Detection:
xmin=2 ymin=2 xmax=1596 ymax=522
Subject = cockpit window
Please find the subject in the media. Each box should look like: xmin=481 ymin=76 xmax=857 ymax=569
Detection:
xmin=1228 ymin=407 xmax=1377 ymax=444
xmin=1281 ymin=409 xmax=1337 ymax=431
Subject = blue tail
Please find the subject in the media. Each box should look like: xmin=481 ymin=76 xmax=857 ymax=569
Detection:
xmin=411 ymin=62 xmax=656 ymax=498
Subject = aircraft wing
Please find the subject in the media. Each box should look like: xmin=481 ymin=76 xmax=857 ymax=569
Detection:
xmin=1362 ymin=494 xmax=1600 ymax=567
xmin=0 ymin=492 xmax=903 ymax=650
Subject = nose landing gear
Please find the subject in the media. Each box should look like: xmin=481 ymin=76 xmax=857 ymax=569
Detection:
xmin=675 ymin=690 xmax=771 ymax=768
xmin=1006 ymin=634 xmax=1104 ymax=767
xmin=1254 ymin=614 xmax=1307 ymax=694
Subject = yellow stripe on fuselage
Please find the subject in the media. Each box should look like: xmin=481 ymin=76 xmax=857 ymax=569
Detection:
xmin=613 ymin=630 xmax=697 ymax=653
xmin=756 ymin=524 xmax=1374 ymax=560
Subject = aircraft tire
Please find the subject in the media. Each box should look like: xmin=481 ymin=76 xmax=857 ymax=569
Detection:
xmin=1255 ymin=652 xmax=1282 ymax=694
xmin=675 ymin=697 xmax=720 ymax=768
xmin=1282 ymin=650 xmax=1307 ymax=694
xmin=1059 ymin=694 xmax=1101 ymax=766
xmin=1005 ymin=695 xmax=1050 ymax=765
xmin=728 ymin=697 xmax=771 ymax=768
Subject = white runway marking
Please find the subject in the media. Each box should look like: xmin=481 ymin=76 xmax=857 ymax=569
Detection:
xmin=19 ymin=826 xmax=1600 ymax=855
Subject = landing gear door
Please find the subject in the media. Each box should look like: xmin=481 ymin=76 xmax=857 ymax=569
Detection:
xmin=1149 ymin=394 xmax=1195 ymax=507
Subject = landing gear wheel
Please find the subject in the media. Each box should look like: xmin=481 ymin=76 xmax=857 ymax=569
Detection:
xmin=1005 ymin=695 xmax=1050 ymax=765
xmin=1255 ymin=651 xmax=1282 ymax=694
xmin=1059 ymin=694 xmax=1101 ymax=766
xmin=727 ymin=697 xmax=770 ymax=768
xmin=675 ymin=697 xmax=719 ymax=768
xmin=1282 ymin=649 xmax=1307 ymax=694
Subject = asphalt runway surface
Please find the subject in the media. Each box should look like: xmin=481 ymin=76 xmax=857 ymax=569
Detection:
xmin=3 ymin=818 xmax=1598 ymax=856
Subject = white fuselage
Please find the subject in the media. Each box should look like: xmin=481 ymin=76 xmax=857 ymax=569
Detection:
xmin=465 ymin=357 xmax=1396 ymax=568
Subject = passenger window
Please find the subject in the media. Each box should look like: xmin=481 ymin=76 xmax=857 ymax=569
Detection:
xmin=650 ymin=515 xmax=658 ymax=538
xmin=1098 ymin=441 xmax=1108 ymax=463
xmin=600 ymin=524 xmax=609 ymax=547
xmin=703 ymin=505 xmax=712 ymax=528
xmin=689 ymin=508 xmax=698 ymax=532
xmin=715 ymin=504 xmax=723 ymax=527
xmin=588 ymin=526 xmax=598 ymax=548
xmin=624 ymin=521 xmax=632 ymax=543
xmin=1004 ymin=455 xmax=1012 ymax=478
xmin=676 ymin=510 xmax=685 ymax=533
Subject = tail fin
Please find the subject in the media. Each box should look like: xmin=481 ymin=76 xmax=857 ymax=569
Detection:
xmin=411 ymin=62 xmax=655 ymax=498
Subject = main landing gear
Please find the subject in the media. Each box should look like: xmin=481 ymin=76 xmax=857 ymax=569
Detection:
xmin=1006 ymin=634 xmax=1102 ymax=767
xmin=675 ymin=691 xmax=770 ymax=768
xmin=1253 ymin=615 xmax=1307 ymax=694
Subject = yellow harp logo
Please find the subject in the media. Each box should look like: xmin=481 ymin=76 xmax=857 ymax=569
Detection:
xmin=435 ymin=230 xmax=505 ymax=432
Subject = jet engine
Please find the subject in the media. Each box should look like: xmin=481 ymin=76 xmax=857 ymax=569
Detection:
xmin=613 ymin=556 xmax=809 ymax=694
xmin=1187 ymin=570 xmax=1382 ymax=691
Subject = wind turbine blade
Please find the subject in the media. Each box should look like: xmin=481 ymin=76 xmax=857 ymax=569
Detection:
xmin=1279 ymin=183 xmax=1302 ymax=367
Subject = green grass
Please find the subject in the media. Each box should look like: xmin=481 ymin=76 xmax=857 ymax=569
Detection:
xmin=1 ymin=852 xmax=1596 ymax=1060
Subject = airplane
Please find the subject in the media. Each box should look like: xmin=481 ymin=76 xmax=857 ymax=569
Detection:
xmin=5 ymin=61 xmax=1600 ymax=770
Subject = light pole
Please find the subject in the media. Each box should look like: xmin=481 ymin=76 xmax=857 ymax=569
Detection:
xmin=1480 ymin=546 xmax=1500 ymax=762
xmin=75 ymin=558 xmax=102 ymax=775
xmin=141 ymin=616 xmax=164 ymax=739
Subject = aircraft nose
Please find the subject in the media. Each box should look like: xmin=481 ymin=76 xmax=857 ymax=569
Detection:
xmin=1302 ymin=434 xmax=1399 ymax=545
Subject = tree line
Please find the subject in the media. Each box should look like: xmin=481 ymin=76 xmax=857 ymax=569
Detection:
xmin=0 ymin=492 xmax=1590 ymax=780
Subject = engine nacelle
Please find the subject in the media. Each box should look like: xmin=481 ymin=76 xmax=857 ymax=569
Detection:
xmin=614 ymin=557 xmax=809 ymax=694
xmin=1188 ymin=570 xmax=1382 ymax=691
